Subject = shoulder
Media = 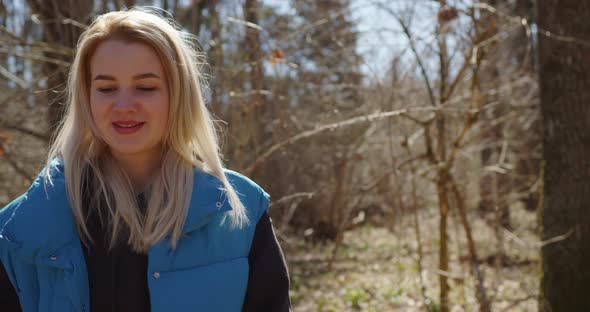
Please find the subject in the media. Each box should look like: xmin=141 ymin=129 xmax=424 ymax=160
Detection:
xmin=186 ymin=167 xmax=270 ymax=232
xmin=0 ymin=159 xmax=68 ymax=222
xmin=223 ymin=169 xmax=269 ymax=199
xmin=0 ymin=159 xmax=76 ymax=259
xmin=222 ymin=169 xmax=271 ymax=222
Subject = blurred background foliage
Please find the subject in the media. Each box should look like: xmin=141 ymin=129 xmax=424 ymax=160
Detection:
xmin=1 ymin=0 xmax=588 ymax=311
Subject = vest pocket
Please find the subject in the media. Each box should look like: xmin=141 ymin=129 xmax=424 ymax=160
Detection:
xmin=149 ymin=257 xmax=249 ymax=311
xmin=35 ymin=243 xmax=79 ymax=312
xmin=35 ymin=262 xmax=77 ymax=311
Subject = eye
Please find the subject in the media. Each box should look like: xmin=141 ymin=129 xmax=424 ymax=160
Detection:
xmin=97 ymin=87 xmax=116 ymax=93
xmin=138 ymin=86 xmax=157 ymax=91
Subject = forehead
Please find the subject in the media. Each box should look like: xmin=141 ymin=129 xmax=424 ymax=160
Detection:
xmin=90 ymin=39 xmax=165 ymax=78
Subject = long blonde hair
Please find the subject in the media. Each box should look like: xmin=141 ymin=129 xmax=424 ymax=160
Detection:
xmin=43 ymin=8 xmax=248 ymax=253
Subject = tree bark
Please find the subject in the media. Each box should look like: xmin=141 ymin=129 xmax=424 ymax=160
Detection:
xmin=476 ymin=0 xmax=511 ymax=232
xmin=243 ymin=0 xmax=266 ymax=118
xmin=437 ymin=2 xmax=450 ymax=310
xmin=190 ymin=0 xmax=205 ymax=36
xmin=538 ymin=1 xmax=590 ymax=310
xmin=235 ymin=0 xmax=266 ymax=170
xmin=27 ymin=0 xmax=93 ymax=138
xmin=208 ymin=0 xmax=224 ymax=114
xmin=436 ymin=172 xmax=450 ymax=312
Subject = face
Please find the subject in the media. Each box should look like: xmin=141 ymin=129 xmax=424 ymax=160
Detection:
xmin=89 ymin=39 xmax=169 ymax=159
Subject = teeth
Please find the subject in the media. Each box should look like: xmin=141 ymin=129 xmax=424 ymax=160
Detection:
xmin=114 ymin=123 xmax=142 ymax=128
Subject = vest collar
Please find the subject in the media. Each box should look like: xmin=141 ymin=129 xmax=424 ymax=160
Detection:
xmin=182 ymin=166 xmax=232 ymax=234
xmin=0 ymin=159 xmax=232 ymax=260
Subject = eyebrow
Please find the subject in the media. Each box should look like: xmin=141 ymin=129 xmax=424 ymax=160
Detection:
xmin=93 ymin=73 xmax=161 ymax=81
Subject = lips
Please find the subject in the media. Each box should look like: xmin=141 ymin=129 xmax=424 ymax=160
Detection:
xmin=112 ymin=120 xmax=145 ymax=134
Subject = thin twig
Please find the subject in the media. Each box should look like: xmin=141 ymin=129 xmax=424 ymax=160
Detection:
xmin=244 ymin=107 xmax=437 ymax=174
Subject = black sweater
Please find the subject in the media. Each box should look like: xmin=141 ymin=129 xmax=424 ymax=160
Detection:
xmin=0 ymin=195 xmax=291 ymax=312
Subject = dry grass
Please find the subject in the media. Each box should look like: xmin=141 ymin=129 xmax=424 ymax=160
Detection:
xmin=284 ymin=204 xmax=540 ymax=311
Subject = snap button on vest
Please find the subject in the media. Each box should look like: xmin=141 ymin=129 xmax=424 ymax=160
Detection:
xmin=49 ymin=255 xmax=57 ymax=260
xmin=153 ymin=272 xmax=160 ymax=279
xmin=215 ymin=201 xmax=222 ymax=208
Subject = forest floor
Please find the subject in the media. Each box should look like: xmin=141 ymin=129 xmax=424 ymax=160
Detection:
xmin=282 ymin=205 xmax=540 ymax=312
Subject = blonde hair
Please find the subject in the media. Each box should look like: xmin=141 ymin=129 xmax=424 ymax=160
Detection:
xmin=44 ymin=8 xmax=248 ymax=253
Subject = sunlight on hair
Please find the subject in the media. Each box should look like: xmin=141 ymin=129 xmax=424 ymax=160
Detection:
xmin=44 ymin=7 xmax=248 ymax=253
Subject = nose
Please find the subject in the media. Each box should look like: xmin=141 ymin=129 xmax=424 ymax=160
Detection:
xmin=113 ymin=89 xmax=138 ymax=112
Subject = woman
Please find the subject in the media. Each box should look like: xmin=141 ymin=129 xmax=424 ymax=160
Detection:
xmin=0 ymin=8 xmax=291 ymax=312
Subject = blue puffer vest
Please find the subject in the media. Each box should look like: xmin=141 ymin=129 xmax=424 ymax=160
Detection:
xmin=0 ymin=159 xmax=270 ymax=312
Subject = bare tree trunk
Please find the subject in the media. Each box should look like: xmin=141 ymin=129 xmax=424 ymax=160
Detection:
xmin=411 ymin=171 xmax=431 ymax=310
xmin=190 ymin=0 xmax=205 ymax=36
xmin=329 ymin=156 xmax=347 ymax=233
xmin=27 ymin=0 xmax=93 ymax=138
xmin=171 ymin=0 xmax=180 ymax=17
xmin=538 ymin=0 xmax=590 ymax=311
xmin=208 ymin=0 xmax=224 ymax=114
xmin=477 ymin=0 xmax=511 ymax=232
xmin=123 ymin=0 xmax=135 ymax=8
xmin=436 ymin=171 xmax=450 ymax=312
xmin=450 ymin=177 xmax=491 ymax=312
xmin=512 ymin=0 xmax=541 ymax=213
xmin=0 ymin=1 xmax=6 ymax=70
xmin=437 ymin=2 xmax=450 ymax=310
xmin=100 ymin=0 xmax=109 ymax=12
xmin=233 ymin=0 xmax=266 ymax=170
xmin=243 ymin=0 xmax=266 ymax=139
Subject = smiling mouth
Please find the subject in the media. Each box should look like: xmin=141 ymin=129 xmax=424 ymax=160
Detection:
xmin=112 ymin=121 xmax=145 ymax=134
xmin=113 ymin=120 xmax=144 ymax=126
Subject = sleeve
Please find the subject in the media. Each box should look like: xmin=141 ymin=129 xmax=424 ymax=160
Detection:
xmin=0 ymin=259 xmax=22 ymax=311
xmin=242 ymin=212 xmax=292 ymax=312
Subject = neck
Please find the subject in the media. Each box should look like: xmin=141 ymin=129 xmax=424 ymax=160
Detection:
xmin=110 ymin=147 xmax=163 ymax=194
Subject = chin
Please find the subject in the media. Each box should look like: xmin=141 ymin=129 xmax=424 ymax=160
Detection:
xmin=107 ymin=141 xmax=154 ymax=156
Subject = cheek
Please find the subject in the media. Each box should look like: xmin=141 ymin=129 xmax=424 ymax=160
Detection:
xmin=89 ymin=96 xmax=108 ymax=130
xmin=159 ymin=102 xmax=170 ymax=126
xmin=151 ymin=93 xmax=170 ymax=127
